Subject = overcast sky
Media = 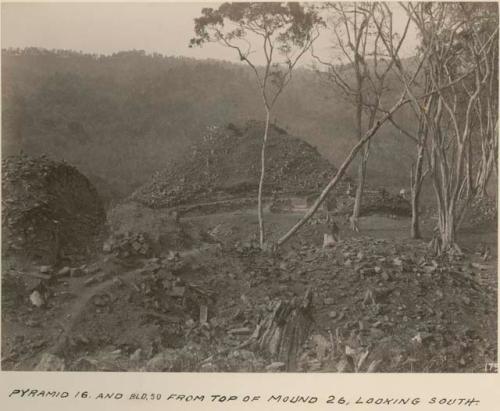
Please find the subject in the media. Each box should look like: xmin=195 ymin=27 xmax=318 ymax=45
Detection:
xmin=1 ymin=2 xmax=418 ymax=66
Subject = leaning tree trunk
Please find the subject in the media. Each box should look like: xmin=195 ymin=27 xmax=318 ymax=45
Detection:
xmin=257 ymin=289 xmax=313 ymax=371
xmin=276 ymin=93 xmax=408 ymax=248
xmin=258 ymin=109 xmax=271 ymax=248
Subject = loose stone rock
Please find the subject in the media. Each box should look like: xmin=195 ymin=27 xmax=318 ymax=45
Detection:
xmin=30 ymin=290 xmax=44 ymax=308
xmin=328 ymin=310 xmax=337 ymax=319
xmin=35 ymin=353 xmax=65 ymax=371
xmin=57 ymin=266 xmax=71 ymax=277
xmin=266 ymin=362 xmax=286 ymax=372
xmin=39 ymin=265 xmax=52 ymax=274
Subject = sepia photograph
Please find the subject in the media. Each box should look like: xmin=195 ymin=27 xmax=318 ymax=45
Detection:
xmin=1 ymin=1 xmax=498 ymax=375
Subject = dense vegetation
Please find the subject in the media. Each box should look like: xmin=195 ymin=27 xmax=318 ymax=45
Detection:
xmin=2 ymin=48 xmax=416 ymax=200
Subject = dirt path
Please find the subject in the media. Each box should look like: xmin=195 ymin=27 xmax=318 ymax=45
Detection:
xmin=48 ymin=267 xmax=146 ymax=355
xmin=5 ymin=264 xmax=147 ymax=370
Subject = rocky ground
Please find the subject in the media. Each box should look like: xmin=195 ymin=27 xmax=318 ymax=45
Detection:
xmin=1 ymin=149 xmax=496 ymax=374
xmin=2 ymin=207 xmax=497 ymax=373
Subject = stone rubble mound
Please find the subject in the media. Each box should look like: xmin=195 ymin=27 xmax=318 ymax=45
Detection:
xmin=131 ymin=121 xmax=350 ymax=209
xmin=2 ymin=154 xmax=105 ymax=265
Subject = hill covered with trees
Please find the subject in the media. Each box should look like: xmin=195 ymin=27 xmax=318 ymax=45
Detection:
xmin=2 ymin=48 xmax=416 ymax=200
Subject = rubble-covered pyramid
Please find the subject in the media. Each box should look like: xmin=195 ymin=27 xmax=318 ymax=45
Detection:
xmin=2 ymin=154 xmax=106 ymax=265
xmin=131 ymin=121 xmax=350 ymax=208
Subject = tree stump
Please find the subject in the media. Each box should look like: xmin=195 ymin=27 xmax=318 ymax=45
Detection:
xmin=257 ymin=289 xmax=313 ymax=371
xmin=323 ymin=233 xmax=336 ymax=248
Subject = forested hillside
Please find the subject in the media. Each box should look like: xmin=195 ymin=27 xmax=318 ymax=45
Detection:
xmin=2 ymin=48 xmax=416 ymax=199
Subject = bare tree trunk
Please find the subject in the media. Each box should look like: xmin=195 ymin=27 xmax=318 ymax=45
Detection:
xmin=433 ymin=178 xmax=458 ymax=254
xmin=258 ymin=109 xmax=271 ymax=248
xmin=410 ymin=189 xmax=421 ymax=239
xmin=476 ymin=151 xmax=494 ymax=198
xmin=431 ymin=193 xmax=462 ymax=255
xmin=410 ymin=144 xmax=425 ymax=239
xmin=441 ymin=212 xmax=457 ymax=253
xmin=351 ymin=94 xmax=376 ymax=232
xmin=351 ymin=147 xmax=368 ymax=232
xmin=350 ymin=69 xmax=364 ymax=232
xmin=493 ymin=120 xmax=498 ymax=179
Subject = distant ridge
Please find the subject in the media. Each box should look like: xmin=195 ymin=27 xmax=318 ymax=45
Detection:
xmin=2 ymin=47 xmax=417 ymax=198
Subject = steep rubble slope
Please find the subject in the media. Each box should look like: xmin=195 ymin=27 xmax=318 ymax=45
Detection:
xmin=131 ymin=121 xmax=410 ymax=218
xmin=131 ymin=121 xmax=350 ymax=209
xmin=2 ymin=154 xmax=105 ymax=265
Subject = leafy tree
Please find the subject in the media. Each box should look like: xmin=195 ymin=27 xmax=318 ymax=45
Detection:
xmin=190 ymin=2 xmax=323 ymax=248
